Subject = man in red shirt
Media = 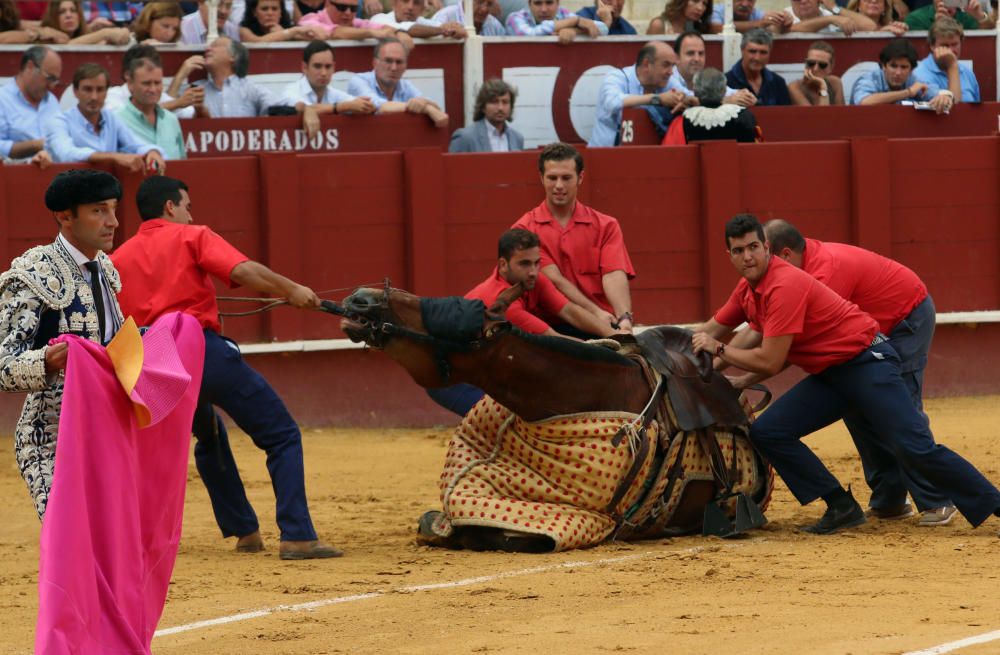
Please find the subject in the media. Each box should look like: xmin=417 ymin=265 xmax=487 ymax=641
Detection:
xmin=112 ymin=176 xmax=340 ymax=560
xmin=765 ymin=219 xmax=954 ymax=525
xmin=512 ymin=142 xmax=636 ymax=334
xmin=428 ymin=229 xmax=617 ymax=415
xmin=692 ymin=214 xmax=1000 ymax=534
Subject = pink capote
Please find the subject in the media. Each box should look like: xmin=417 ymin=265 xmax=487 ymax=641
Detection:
xmin=35 ymin=312 xmax=205 ymax=655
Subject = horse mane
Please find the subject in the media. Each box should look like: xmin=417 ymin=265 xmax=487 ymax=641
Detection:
xmin=509 ymin=327 xmax=637 ymax=367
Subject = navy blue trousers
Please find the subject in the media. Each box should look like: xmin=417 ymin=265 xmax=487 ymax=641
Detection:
xmin=750 ymin=340 xmax=1000 ymax=527
xmin=846 ymin=296 xmax=950 ymax=511
xmin=426 ymin=383 xmax=485 ymax=416
xmin=192 ymin=330 xmax=317 ymax=541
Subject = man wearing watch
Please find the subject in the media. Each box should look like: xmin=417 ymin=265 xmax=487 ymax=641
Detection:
xmin=590 ymin=40 xmax=685 ymax=146
xmin=691 ymin=213 xmax=1000 ymax=536
xmin=512 ymin=143 xmax=636 ymax=334
xmin=787 ymin=40 xmax=844 ymax=105
xmin=912 ymin=17 xmax=979 ymax=105
xmin=779 ymin=0 xmax=875 ymax=33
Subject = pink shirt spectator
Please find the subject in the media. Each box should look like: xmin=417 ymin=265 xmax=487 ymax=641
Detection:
xmin=298 ymin=10 xmax=380 ymax=31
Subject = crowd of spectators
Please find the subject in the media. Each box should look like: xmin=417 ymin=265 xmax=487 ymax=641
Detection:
xmin=0 ymin=0 xmax=997 ymax=161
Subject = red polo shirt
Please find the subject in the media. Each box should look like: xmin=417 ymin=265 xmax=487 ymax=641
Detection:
xmin=465 ymin=267 xmax=569 ymax=334
xmin=801 ymin=238 xmax=927 ymax=334
xmin=714 ymin=256 xmax=878 ymax=374
xmin=111 ymin=219 xmax=250 ymax=332
xmin=512 ymin=201 xmax=635 ymax=314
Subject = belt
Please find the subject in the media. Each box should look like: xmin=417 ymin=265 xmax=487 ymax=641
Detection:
xmin=871 ymin=333 xmax=888 ymax=347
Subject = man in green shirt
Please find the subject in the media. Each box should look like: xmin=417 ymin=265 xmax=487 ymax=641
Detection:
xmin=904 ymin=0 xmax=992 ymax=30
xmin=116 ymin=53 xmax=186 ymax=161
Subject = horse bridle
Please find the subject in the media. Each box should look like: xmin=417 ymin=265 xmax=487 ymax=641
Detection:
xmin=322 ymin=279 xmax=503 ymax=384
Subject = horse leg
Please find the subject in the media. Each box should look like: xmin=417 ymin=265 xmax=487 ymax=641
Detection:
xmin=458 ymin=527 xmax=555 ymax=553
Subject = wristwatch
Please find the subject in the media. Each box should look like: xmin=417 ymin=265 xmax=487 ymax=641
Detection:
xmin=830 ymin=5 xmax=842 ymax=14
xmin=649 ymin=95 xmax=662 ymax=106
xmin=819 ymin=88 xmax=829 ymax=97
xmin=715 ymin=343 xmax=726 ymax=357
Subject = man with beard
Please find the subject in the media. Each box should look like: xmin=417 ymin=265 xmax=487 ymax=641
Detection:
xmin=46 ymin=63 xmax=166 ymax=171
xmin=449 ymin=79 xmax=524 ymax=152
xmin=851 ymin=38 xmax=932 ymax=106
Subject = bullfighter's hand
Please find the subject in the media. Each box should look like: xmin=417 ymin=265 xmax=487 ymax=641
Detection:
xmin=691 ymin=331 xmax=720 ymax=355
xmin=45 ymin=342 xmax=68 ymax=374
xmin=288 ymin=285 xmax=321 ymax=309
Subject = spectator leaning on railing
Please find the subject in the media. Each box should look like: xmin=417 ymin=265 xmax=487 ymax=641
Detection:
xmin=106 ymin=46 xmax=200 ymax=120
xmin=298 ymin=0 xmax=408 ymax=46
xmin=647 ymin=0 xmax=718 ymax=35
xmin=45 ymin=62 xmax=166 ymax=172
xmin=787 ymin=40 xmax=845 ymax=105
xmin=710 ymin=0 xmax=792 ymax=33
xmin=432 ymin=0 xmax=506 ymax=35
xmin=172 ymin=37 xmax=283 ymax=118
xmin=668 ymin=31 xmax=757 ymax=108
xmin=577 ymin=0 xmax=637 ymax=35
xmin=506 ymin=0 xmax=607 ymax=42
xmin=131 ymin=1 xmax=182 ymax=43
xmin=180 ymin=0 xmax=242 ymax=44
xmin=912 ymin=16 xmax=979 ymax=103
xmin=904 ymin=0 xmax=993 ymax=28
xmin=282 ymin=41 xmax=378 ymax=138
xmin=0 ymin=46 xmax=61 ymax=167
xmin=240 ymin=0 xmax=328 ymax=41
xmin=845 ymin=0 xmax=908 ymax=34
xmin=40 ymin=0 xmax=131 ymax=44
xmin=347 ymin=37 xmax=450 ymax=127
xmin=778 ymin=0 xmax=876 ymax=33
xmin=851 ymin=38 xmax=932 ymax=106
xmin=0 ymin=0 xmax=70 ymax=43
xmin=370 ymin=0 xmax=468 ymax=38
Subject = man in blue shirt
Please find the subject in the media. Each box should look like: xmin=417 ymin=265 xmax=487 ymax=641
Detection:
xmin=0 ymin=46 xmax=61 ymax=167
xmin=851 ymin=38 xmax=934 ymax=107
xmin=46 ymin=63 xmax=165 ymax=172
xmin=348 ymin=38 xmax=449 ymax=127
xmin=576 ymin=0 xmax=637 ymax=35
xmin=725 ymin=28 xmax=791 ymax=106
xmin=913 ymin=17 xmax=979 ymax=105
xmin=589 ymin=41 xmax=684 ymax=147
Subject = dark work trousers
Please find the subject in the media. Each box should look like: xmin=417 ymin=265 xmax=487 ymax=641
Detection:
xmin=192 ymin=329 xmax=318 ymax=542
xmin=750 ymin=340 xmax=1000 ymax=527
xmin=845 ymin=296 xmax=951 ymax=511
xmin=426 ymin=384 xmax=485 ymax=416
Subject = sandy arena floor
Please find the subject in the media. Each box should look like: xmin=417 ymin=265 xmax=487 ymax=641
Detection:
xmin=1 ymin=396 xmax=999 ymax=655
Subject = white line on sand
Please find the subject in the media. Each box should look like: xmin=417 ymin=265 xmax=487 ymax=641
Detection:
xmin=154 ymin=548 xmax=693 ymax=638
xmin=902 ymin=629 xmax=1000 ymax=655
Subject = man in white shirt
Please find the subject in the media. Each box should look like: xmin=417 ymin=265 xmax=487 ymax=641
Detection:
xmin=371 ymin=0 xmax=468 ymax=38
xmin=181 ymin=0 xmax=243 ymax=44
xmin=282 ymin=41 xmax=376 ymax=137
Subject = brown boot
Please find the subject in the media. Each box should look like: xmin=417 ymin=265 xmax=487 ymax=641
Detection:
xmin=278 ymin=539 xmax=343 ymax=560
xmin=235 ymin=531 xmax=264 ymax=553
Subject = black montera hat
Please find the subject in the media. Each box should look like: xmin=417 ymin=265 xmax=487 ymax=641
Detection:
xmin=44 ymin=169 xmax=123 ymax=212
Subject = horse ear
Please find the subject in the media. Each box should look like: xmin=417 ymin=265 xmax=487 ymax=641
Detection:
xmin=487 ymin=282 xmax=525 ymax=320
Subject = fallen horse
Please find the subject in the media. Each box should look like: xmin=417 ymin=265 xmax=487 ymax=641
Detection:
xmin=325 ymin=282 xmax=774 ymax=552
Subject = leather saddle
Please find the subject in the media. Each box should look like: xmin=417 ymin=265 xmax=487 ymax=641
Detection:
xmin=634 ymin=326 xmax=748 ymax=432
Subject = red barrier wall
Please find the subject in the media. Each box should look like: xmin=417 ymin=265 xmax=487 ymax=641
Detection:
xmin=0 ymin=137 xmax=997 ymax=425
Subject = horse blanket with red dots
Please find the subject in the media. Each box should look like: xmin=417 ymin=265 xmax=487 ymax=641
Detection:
xmin=433 ymin=394 xmax=770 ymax=551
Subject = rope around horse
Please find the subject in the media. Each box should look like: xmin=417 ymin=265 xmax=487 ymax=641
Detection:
xmin=216 ymin=283 xmax=381 ymax=317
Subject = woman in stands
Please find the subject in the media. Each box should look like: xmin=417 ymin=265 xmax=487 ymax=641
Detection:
xmin=845 ymin=0 xmax=907 ymax=34
xmin=647 ymin=0 xmax=719 ymax=34
xmin=39 ymin=0 xmax=131 ymax=44
xmin=240 ymin=0 xmax=326 ymax=41
xmin=0 ymin=0 xmax=68 ymax=42
xmin=131 ymin=1 xmax=182 ymax=43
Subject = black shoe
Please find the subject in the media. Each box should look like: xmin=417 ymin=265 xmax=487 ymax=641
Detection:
xmin=801 ymin=498 xmax=866 ymax=535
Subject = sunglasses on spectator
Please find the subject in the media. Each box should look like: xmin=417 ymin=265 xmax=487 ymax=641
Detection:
xmin=805 ymin=59 xmax=829 ymax=70
xmin=328 ymin=1 xmax=357 ymax=10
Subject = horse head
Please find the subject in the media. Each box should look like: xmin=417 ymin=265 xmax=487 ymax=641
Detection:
xmin=334 ymin=281 xmax=524 ymax=387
